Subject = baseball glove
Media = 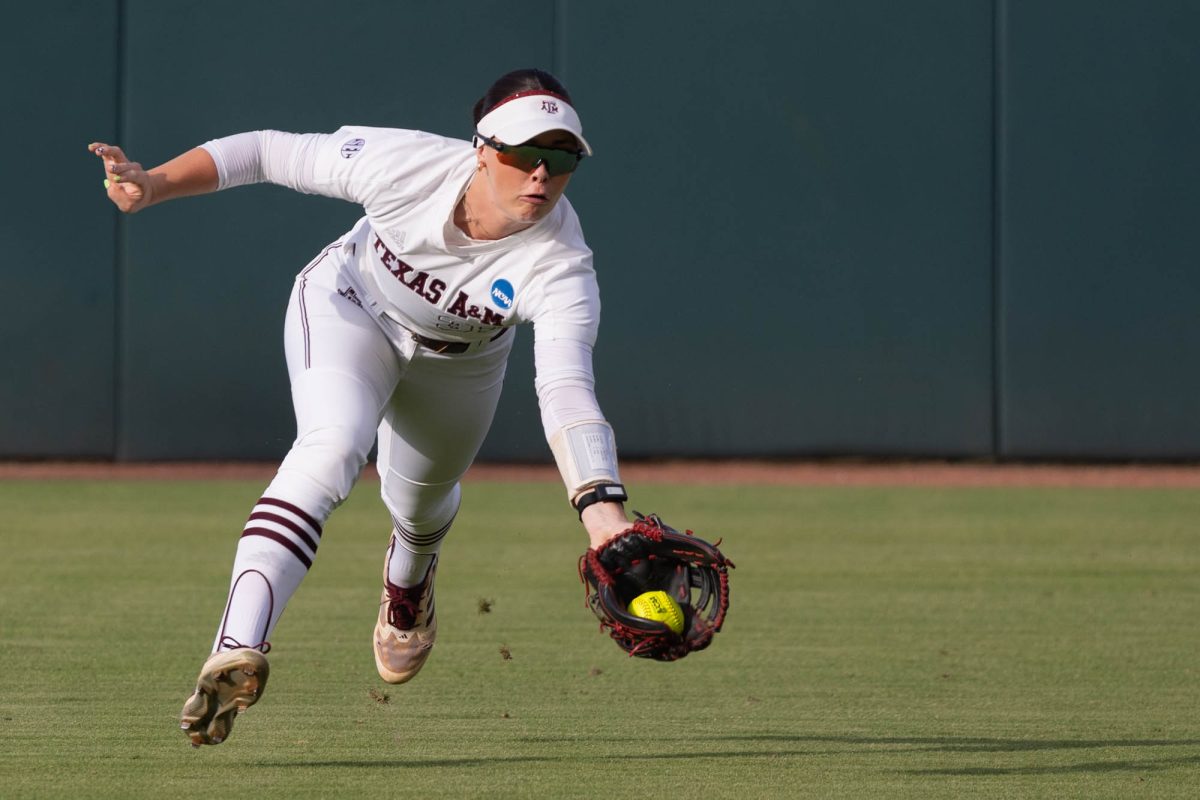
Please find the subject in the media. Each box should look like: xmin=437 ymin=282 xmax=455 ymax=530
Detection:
xmin=579 ymin=513 xmax=733 ymax=661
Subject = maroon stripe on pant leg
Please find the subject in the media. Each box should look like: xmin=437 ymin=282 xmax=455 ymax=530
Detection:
xmin=256 ymin=497 xmax=323 ymax=534
xmin=392 ymin=514 xmax=455 ymax=549
xmin=299 ymin=274 xmax=311 ymax=369
xmin=248 ymin=511 xmax=320 ymax=553
xmin=297 ymin=242 xmax=342 ymax=370
xmin=242 ymin=527 xmax=313 ymax=570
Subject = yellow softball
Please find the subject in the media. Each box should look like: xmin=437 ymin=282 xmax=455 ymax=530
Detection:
xmin=627 ymin=590 xmax=685 ymax=635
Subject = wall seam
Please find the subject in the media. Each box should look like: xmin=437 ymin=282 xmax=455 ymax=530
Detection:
xmin=991 ymin=0 xmax=1008 ymax=459
xmin=553 ymin=0 xmax=568 ymax=80
xmin=113 ymin=0 xmax=128 ymax=460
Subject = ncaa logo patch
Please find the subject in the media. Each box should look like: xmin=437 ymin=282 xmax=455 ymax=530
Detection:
xmin=340 ymin=138 xmax=366 ymax=158
xmin=490 ymin=279 xmax=514 ymax=310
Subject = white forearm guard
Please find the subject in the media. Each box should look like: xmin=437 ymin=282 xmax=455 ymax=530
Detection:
xmin=548 ymin=420 xmax=621 ymax=501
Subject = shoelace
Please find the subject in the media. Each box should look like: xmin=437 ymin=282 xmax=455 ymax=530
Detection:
xmin=382 ymin=584 xmax=426 ymax=629
xmin=218 ymin=635 xmax=272 ymax=654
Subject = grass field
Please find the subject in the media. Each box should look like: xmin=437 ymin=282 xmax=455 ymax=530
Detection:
xmin=1 ymin=476 xmax=1198 ymax=798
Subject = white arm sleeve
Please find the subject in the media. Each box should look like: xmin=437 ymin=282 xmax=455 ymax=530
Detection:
xmin=535 ymin=337 xmax=622 ymax=499
xmin=535 ymin=338 xmax=603 ymax=432
xmin=201 ymin=130 xmax=337 ymax=195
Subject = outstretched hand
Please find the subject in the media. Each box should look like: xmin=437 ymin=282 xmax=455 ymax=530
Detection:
xmin=88 ymin=142 xmax=154 ymax=213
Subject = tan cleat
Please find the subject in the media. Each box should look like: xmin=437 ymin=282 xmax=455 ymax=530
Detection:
xmin=373 ymin=558 xmax=437 ymax=684
xmin=179 ymin=647 xmax=269 ymax=747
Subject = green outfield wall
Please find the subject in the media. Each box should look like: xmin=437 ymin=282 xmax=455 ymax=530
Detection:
xmin=2 ymin=1 xmax=1197 ymax=461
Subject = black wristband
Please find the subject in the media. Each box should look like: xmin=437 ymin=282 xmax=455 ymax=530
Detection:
xmin=574 ymin=483 xmax=628 ymax=519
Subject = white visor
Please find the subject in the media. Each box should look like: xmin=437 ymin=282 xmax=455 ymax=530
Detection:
xmin=475 ymin=91 xmax=593 ymax=156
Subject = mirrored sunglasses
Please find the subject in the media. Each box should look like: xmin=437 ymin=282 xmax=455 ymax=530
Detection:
xmin=476 ymin=133 xmax=584 ymax=177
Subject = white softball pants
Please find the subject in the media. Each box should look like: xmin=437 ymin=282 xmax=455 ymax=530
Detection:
xmin=212 ymin=240 xmax=512 ymax=652
xmin=270 ymin=241 xmax=512 ymax=530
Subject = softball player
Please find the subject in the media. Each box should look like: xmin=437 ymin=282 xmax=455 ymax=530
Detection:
xmin=91 ymin=69 xmax=633 ymax=747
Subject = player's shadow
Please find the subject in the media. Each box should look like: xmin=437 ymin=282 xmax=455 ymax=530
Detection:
xmin=262 ymin=751 xmax=810 ymax=769
xmin=704 ymin=733 xmax=1200 ymax=752
xmin=699 ymin=734 xmax=1200 ymax=776
xmin=266 ymin=735 xmax=1200 ymax=775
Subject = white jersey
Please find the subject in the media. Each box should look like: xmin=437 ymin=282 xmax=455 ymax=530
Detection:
xmin=203 ymin=127 xmax=599 ymax=349
xmin=202 ymin=128 xmax=618 ymax=480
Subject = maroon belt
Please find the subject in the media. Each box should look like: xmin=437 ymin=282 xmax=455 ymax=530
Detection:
xmin=411 ymin=333 xmax=470 ymax=354
xmin=411 ymin=327 xmax=509 ymax=355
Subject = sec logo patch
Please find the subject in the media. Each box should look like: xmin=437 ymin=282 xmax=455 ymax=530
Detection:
xmin=340 ymin=138 xmax=366 ymax=159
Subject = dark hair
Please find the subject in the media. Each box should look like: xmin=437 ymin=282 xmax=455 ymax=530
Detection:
xmin=472 ymin=68 xmax=574 ymax=125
